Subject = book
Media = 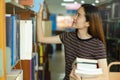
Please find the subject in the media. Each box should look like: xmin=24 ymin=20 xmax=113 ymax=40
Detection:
xmin=75 ymin=57 xmax=97 ymax=64
xmin=6 ymin=14 xmax=18 ymax=66
xmin=20 ymin=20 xmax=32 ymax=60
xmin=31 ymin=53 xmax=38 ymax=80
xmin=74 ymin=57 xmax=102 ymax=78
xmin=0 ymin=48 xmax=4 ymax=77
xmin=6 ymin=47 xmax=12 ymax=73
xmin=76 ymin=63 xmax=97 ymax=69
xmin=19 ymin=0 xmax=34 ymax=6
xmin=7 ymin=69 xmax=23 ymax=80
xmin=30 ymin=0 xmax=44 ymax=13
xmin=75 ymin=68 xmax=102 ymax=77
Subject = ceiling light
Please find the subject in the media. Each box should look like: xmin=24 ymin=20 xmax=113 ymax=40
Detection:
xmin=95 ymin=0 xmax=99 ymax=3
xmin=63 ymin=0 xmax=74 ymax=2
xmin=92 ymin=3 xmax=96 ymax=6
xmin=61 ymin=3 xmax=67 ymax=6
xmin=81 ymin=0 xmax=85 ymax=4
xmin=74 ymin=1 xmax=78 ymax=4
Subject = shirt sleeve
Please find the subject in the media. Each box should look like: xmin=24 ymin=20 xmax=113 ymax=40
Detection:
xmin=94 ymin=40 xmax=107 ymax=59
xmin=59 ymin=32 xmax=68 ymax=44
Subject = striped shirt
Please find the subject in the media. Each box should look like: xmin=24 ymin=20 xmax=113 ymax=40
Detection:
xmin=59 ymin=30 xmax=106 ymax=80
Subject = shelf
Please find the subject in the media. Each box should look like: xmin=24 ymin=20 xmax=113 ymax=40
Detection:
xmin=98 ymin=0 xmax=112 ymax=6
xmin=6 ymin=2 xmax=29 ymax=14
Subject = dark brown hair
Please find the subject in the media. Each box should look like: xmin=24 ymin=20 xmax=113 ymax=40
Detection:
xmin=82 ymin=4 xmax=106 ymax=46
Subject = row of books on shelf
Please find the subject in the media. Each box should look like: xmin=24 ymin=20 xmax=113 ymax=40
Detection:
xmin=5 ymin=14 xmax=52 ymax=80
xmin=74 ymin=57 xmax=103 ymax=78
xmin=4 ymin=46 xmax=50 ymax=80
xmin=6 ymin=0 xmax=44 ymax=13
xmin=6 ymin=52 xmax=39 ymax=80
xmin=5 ymin=14 xmax=52 ymax=69
xmin=6 ymin=14 xmax=33 ymax=66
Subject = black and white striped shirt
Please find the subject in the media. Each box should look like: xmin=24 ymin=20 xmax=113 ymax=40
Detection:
xmin=59 ymin=30 xmax=106 ymax=80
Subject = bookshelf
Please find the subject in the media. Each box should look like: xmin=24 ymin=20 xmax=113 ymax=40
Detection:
xmin=99 ymin=0 xmax=120 ymax=73
xmin=6 ymin=2 xmax=28 ymax=14
xmin=0 ymin=0 xmax=51 ymax=80
xmin=0 ymin=0 xmax=6 ymax=80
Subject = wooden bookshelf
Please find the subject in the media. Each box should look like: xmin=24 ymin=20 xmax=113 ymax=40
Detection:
xmin=14 ymin=60 xmax=31 ymax=80
xmin=0 ymin=0 xmax=6 ymax=80
xmin=1 ymin=0 xmax=51 ymax=80
xmin=6 ymin=1 xmax=28 ymax=14
xmin=0 ymin=1 xmax=34 ymax=80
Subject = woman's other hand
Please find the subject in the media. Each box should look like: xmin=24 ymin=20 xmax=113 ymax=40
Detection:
xmin=70 ymin=65 xmax=81 ymax=80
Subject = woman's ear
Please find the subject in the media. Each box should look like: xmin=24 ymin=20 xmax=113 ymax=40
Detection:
xmin=86 ymin=21 xmax=90 ymax=27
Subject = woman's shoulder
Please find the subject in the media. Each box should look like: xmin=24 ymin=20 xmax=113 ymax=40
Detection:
xmin=92 ymin=38 xmax=104 ymax=47
xmin=91 ymin=37 xmax=102 ymax=42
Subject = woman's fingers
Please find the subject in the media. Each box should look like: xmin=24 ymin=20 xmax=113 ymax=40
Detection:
xmin=37 ymin=3 xmax=44 ymax=17
xmin=70 ymin=65 xmax=81 ymax=80
xmin=40 ymin=3 xmax=43 ymax=12
xmin=70 ymin=65 xmax=76 ymax=79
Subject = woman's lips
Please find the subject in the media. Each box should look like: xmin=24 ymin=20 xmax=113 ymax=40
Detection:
xmin=72 ymin=21 xmax=75 ymax=26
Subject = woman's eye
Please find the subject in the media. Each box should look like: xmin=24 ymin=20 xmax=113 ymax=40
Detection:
xmin=77 ymin=13 xmax=80 ymax=17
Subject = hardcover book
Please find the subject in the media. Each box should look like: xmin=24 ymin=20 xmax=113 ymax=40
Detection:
xmin=74 ymin=57 xmax=102 ymax=78
xmin=30 ymin=0 xmax=44 ymax=13
xmin=6 ymin=15 xmax=18 ymax=66
xmin=75 ymin=57 xmax=97 ymax=64
xmin=76 ymin=63 xmax=97 ymax=69
xmin=7 ymin=69 xmax=23 ymax=80
xmin=19 ymin=0 xmax=34 ymax=6
xmin=75 ymin=68 xmax=102 ymax=77
xmin=6 ymin=47 xmax=12 ymax=73
xmin=20 ymin=20 xmax=32 ymax=60
xmin=0 ymin=49 xmax=4 ymax=77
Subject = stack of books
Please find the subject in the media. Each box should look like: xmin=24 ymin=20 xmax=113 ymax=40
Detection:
xmin=74 ymin=57 xmax=103 ymax=78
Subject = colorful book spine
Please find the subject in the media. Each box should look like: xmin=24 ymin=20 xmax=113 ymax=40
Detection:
xmin=6 ymin=15 xmax=18 ymax=66
xmin=0 ymin=49 xmax=4 ymax=77
xmin=11 ymin=15 xmax=17 ymax=66
xmin=39 ymin=45 xmax=44 ymax=64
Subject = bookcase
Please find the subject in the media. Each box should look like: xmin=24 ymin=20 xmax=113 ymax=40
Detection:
xmin=99 ymin=0 xmax=120 ymax=72
xmin=0 ymin=0 xmax=51 ymax=80
xmin=0 ymin=0 xmax=6 ymax=80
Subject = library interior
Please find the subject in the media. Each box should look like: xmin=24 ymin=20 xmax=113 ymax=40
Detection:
xmin=0 ymin=0 xmax=120 ymax=80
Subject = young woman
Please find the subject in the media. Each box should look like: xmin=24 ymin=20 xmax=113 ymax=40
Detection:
xmin=37 ymin=4 xmax=109 ymax=80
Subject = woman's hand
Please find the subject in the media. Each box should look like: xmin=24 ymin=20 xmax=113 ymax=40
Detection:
xmin=70 ymin=65 xmax=82 ymax=80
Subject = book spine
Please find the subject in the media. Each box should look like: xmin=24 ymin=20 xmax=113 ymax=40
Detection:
xmin=20 ymin=20 xmax=32 ymax=60
xmin=76 ymin=58 xmax=97 ymax=63
xmin=76 ymin=63 xmax=97 ymax=69
xmin=11 ymin=15 xmax=17 ymax=66
xmin=0 ymin=49 xmax=4 ymax=77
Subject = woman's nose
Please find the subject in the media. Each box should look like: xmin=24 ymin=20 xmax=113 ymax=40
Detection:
xmin=73 ymin=14 xmax=78 ymax=20
xmin=73 ymin=16 xmax=77 ymax=22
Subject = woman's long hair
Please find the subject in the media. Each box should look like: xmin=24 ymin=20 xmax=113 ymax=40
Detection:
xmin=82 ymin=4 xmax=106 ymax=47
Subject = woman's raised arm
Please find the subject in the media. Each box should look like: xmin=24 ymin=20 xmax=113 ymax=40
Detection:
xmin=36 ymin=4 xmax=62 ymax=44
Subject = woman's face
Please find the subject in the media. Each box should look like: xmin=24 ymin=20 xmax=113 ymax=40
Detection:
xmin=72 ymin=7 xmax=89 ymax=29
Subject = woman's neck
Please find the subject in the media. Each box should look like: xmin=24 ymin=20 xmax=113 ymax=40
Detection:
xmin=77 ymin=29 xmax=92 ymax=39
